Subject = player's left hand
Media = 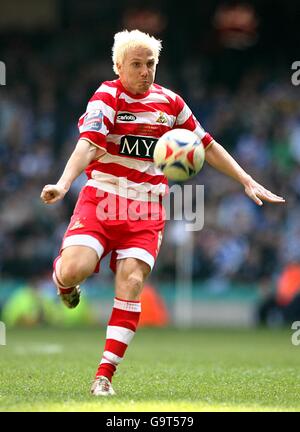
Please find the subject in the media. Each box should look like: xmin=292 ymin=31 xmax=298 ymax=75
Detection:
xmin=244 ymin=177 xmax=285 ymax=206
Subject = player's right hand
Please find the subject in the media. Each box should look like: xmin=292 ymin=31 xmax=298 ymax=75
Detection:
xmin=40 ymin=184 xmax=67 ymax=204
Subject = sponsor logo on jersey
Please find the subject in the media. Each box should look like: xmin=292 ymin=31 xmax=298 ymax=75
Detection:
xmin=119 ymin=135 xmax=158 ymax=159
xmin=82 ymin=110 xmax=103 ymax=132
xmin=117 ymin=112 xmax=137 ymax=122
xmin=156 ymin=111 xmax=168 ymax=124
xmin=69 ymin=219 xmax=85 ymax=230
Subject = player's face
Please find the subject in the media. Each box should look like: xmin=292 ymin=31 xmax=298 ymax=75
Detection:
xmin=118 ymin=46 xmax=156 ymax=95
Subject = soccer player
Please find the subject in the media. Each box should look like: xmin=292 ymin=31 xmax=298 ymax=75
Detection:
xmin=40 ymin=29 xmax=285 ymax=396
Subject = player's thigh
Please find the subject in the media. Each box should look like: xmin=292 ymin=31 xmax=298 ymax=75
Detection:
xmin=115 ymin=258 xmax=151 ymax=300
xmin=60 ymin=245 xmax=99 ymax=277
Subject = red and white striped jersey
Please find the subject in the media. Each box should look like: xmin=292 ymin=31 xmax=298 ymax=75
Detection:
xmin=78 ymin=79 xmax=213 ymax=201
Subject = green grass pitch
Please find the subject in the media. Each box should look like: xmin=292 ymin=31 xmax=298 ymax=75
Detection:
xmin=0 ymin=326 xmax=300 ymax=412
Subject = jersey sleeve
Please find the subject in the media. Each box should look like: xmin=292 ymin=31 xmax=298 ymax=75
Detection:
xmin=174 ymin=95 xmax=214 ymax=149
xmin=77 ymin=82 xmax=117 ymax=152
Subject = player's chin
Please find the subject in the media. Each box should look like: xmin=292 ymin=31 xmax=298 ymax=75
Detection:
xmin=138 ymin=82 xmax=152 ymax=92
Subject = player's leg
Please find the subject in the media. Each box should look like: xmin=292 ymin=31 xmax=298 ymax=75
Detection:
xmin=53 ymin=185 xmax=106 ymax=308
xmin=91 ymin=257 xmax=150 ymax=396
xmin=53 ymin=245 xmax=99 ymax=308
xmin=114 ymin=257 xmax=150 ymax=300
xmin=59 ymin=245 xmax=99 ymax=286
xmin=91 ymin=196 xmax=165 ymax=395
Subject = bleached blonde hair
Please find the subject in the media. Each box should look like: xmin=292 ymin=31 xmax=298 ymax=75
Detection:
xmin=112 ymin=29 xmax=162 ymax=75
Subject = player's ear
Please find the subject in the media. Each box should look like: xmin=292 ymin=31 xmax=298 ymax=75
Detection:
xmin=116 ymin=62 xmax=122 ymax=75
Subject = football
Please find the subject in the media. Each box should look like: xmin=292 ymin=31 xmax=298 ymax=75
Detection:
xmin=153 ymin=128 xmax=205 ymax=181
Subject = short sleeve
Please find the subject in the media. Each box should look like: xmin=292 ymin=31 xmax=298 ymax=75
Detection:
xmin=174 ymin=95 xmax=214 ymax=149
xmin=78 ymin=82 xmax=117 ymax=151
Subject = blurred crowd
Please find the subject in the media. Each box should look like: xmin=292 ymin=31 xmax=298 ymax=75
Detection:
xmin=1 ymin=30 xmax=300 ymax=296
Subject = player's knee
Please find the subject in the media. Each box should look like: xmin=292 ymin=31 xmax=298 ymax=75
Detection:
xmin=59 ymin=259 xmax=92 ymax=286
xmin=124 ymin=274 xmax=144 ymax=299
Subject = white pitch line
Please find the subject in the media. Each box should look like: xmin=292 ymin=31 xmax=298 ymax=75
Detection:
xmin=13 ymin=344 xmax=63 ymax=355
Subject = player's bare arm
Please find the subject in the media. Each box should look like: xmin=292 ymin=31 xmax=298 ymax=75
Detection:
xmin=205 ymin=140 xmax=285 ymax=206
xmin=40 ymin=139 xmax=103 ymax=204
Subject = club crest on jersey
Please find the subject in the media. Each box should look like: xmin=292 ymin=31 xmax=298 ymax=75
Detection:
xmin=156 ymin=111 xmax=168 ymax=124
xmin=119 ymin=135 xmax=158 ymax=159
xmin=82 ymin=110 xmax=103 ymax=132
